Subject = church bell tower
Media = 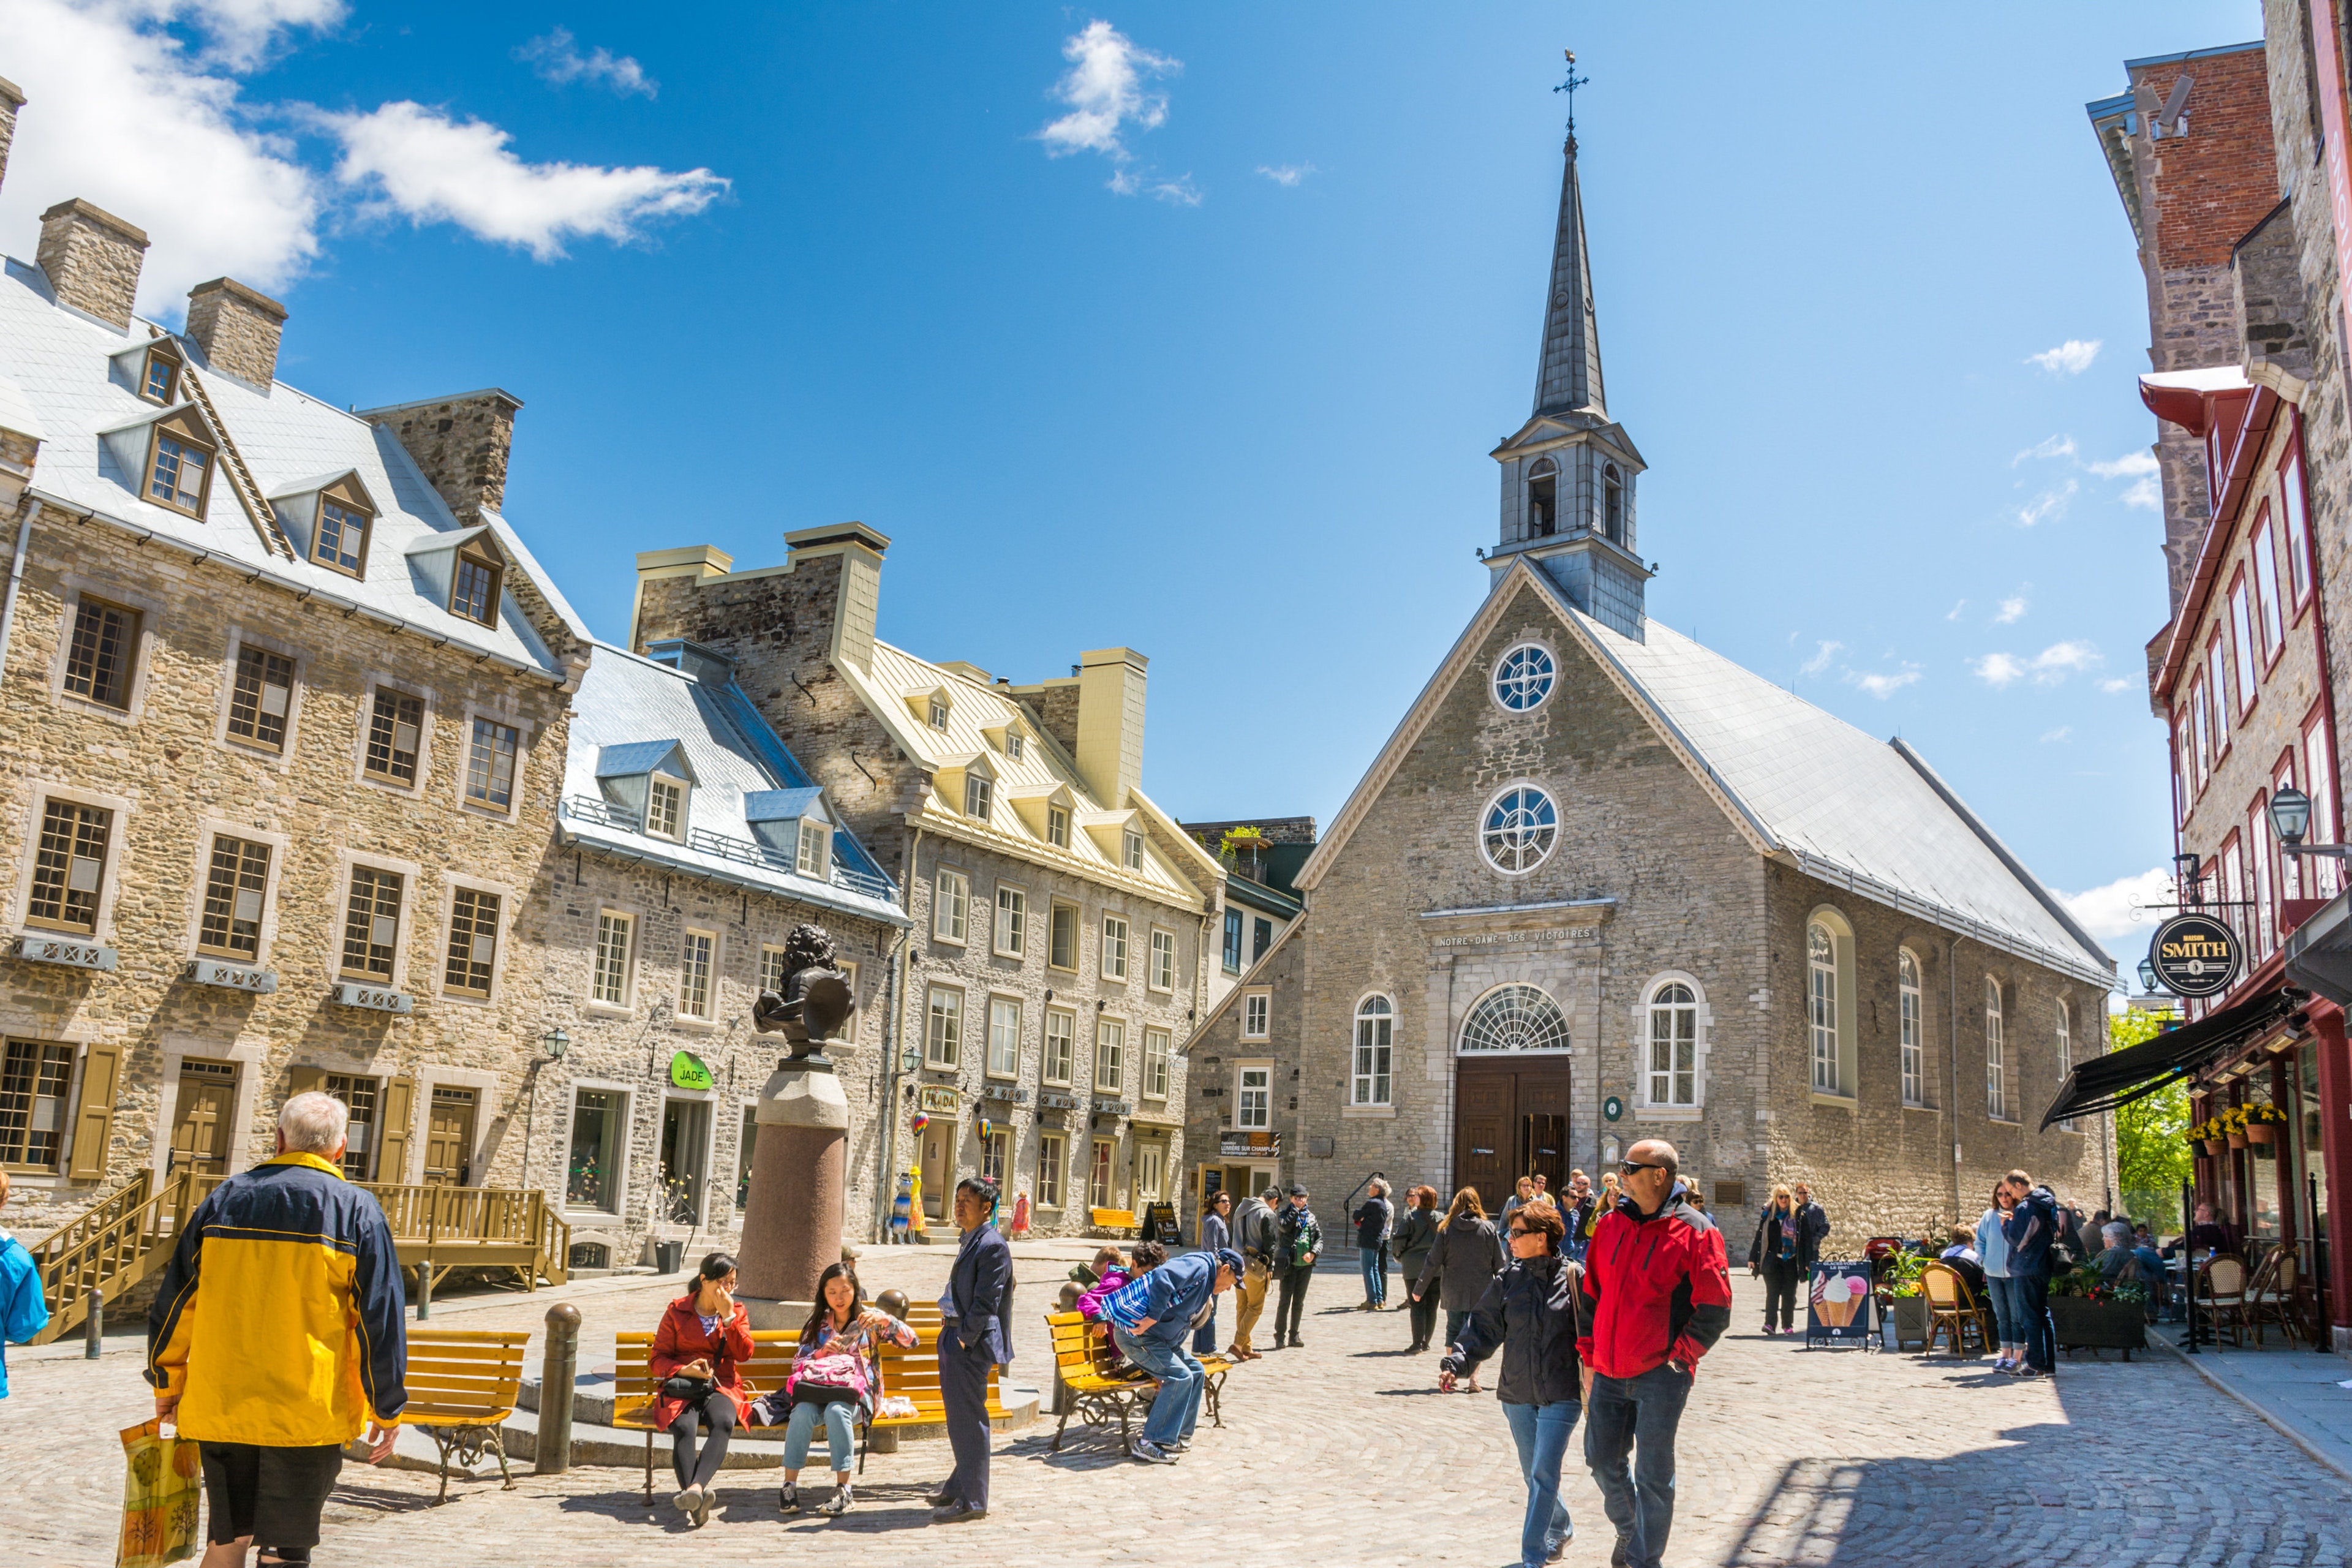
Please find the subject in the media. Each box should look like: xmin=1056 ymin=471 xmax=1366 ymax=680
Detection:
xmin=1488 ymin=53 xmax=1651 ymax=641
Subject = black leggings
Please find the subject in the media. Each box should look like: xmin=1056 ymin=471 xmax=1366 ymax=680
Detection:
xmin=1762 ymin=1257 xmax=1801 ymax=1330
xmin=1275 ymin=1265 xmax=1314 ymax=1341
xmin=1408 ymin=1288 xmax=1440 ymax=1349
xmin=669 ymin=1393 xmax=737 ymax=1488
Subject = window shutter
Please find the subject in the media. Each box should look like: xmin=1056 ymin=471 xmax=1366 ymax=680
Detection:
xmin=375 ymin=1075 xmax=417 ymax=1185
xmin=287 ymin=1066 xmax=326 ymax=1098
xmin=67 ymin=1040 xmax=123 ymax=1180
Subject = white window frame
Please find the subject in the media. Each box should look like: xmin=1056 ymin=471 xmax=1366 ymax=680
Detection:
xmin=646 ymin=774 xmax=687 ymax=842
xmin=1049 ymin=899 xmax=1080 ymax=971
xmin=1242 ymin=990 xmax=1270 ymax=1039
xmin=591 ymin=908 xmax=636 ymax=1010
xmin=986 ymin=994 xmax=1022 ymax=1079
xmin=760 ymin=943 xmax=790 ymax=997
xmin=1898 ymin=949 xmax=1927 ymax=1108
xmin=561 ymin=1079 xmax=634 ymax=1219
xmin=994 ymin=883 xmax=1027 ymax=959
xmin=1985 ymin=976 xmax=2008 ymax=1121
xmin=1638 ymin=974 xmax=1705 ymax=1114
xmin=1036 ymin=1129 xmax=1066 ymax=1208
xmin=1043 ymin=1007 xmax=1076 ymax=1086
xmin=1148 ymin=927 xmax=1176 ymax=992
xmin=1100 ymin=914 xmax=1129 ymax=981
xmin=1805 ymin=909 xmax=1856 ymax=1101
xmin=1236 ymin=1059 xmax=1272 ymax=1130
xmin=795 ymin=820 xmax=831 ymax=878
xmin=1047 ymin=804 xmax=1071 ymax=848
xmin=1142 ymin=1026 xmax=1170 ymax=1100
xmin=1479 ymin=780 xmax=1559 ymax=875
xmin=925 ymin=985 xmax=963 ymax=1068
xmin=1352 ymin=993 xmax=1394 ymax=1106
xmin=1136 ymin=1139 xmax=1166 ymax=1203
xmin=1095 ymin=1016 xmax=1126 ymax=1093
xmin=1491 ymin=641 xmax=1558 ymax=714
xmin=1122 ymin=829 xmax=1145 ymax=871
xmin=964 ymin=773 xmax=993 ymax=820
xmin=679 ymin=928 xmax=718 ymax=1022
xmin=933 ymin=866 xmax=969 ymax=944
xmin=2056 ymin=999 xmax=2076 ymax=1131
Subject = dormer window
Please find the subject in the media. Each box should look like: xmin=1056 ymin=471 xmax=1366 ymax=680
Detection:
xmin=145 ymin=418 xmax=214 ymax=517
xmin=1603 ymin=463 xmax=1624 ymax=544
xmin=1048 ymin=805 xmax=1071 ymax=848
xmin=1123 ymin=829 xmax=1145 ymax=870
xmin=929 ymin=697 xmax=950 ymax=730
xmin=647 ymin=775 xmax=686 ymax=840
xmin=451 ymin=548 xmax=502 ymax=626
xmin=796 ymin=821 xmax=831 ymax=878
xmin=965 ymin=774 xmax=993 ymax=818
xmin=1526 ymin=458 xmax=1557 ymax=538
xmin=1006 ymin=729 xmax=1025 ymax=761
xmin=315 ymin=497 xmax=371 ymax=577
xmin=141 ymin=345 xmax=181 ymax=405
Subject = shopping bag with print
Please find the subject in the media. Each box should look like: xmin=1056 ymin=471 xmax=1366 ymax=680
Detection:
xmin=118 ymin=1418 xmax=202 ymax=1568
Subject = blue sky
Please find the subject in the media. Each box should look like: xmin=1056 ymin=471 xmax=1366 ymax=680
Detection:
xmin=0 ymin=1 xmax=2267 ymax=949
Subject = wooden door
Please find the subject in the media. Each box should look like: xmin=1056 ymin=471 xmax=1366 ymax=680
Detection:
xmin=1454 ymin=1059 xmax=1517 ymax=1214
xmin=423 ymin=1088 xmax=477 ymax=1187
xmin=920 ymin=1123 xmax=952 ymax=1219
xmin=171 ymin=1073 xmax=233 ymax=1175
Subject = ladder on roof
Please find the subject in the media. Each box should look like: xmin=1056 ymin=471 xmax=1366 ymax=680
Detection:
xmin=179 ymin=365 xmax=295 ymax=560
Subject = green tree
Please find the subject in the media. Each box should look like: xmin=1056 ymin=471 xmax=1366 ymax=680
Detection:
xmin=2111 ymin=1006 xmax=2189 ymax=1229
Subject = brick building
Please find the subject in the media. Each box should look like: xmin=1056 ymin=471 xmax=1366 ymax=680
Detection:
xmin=629 ymin=529 xmax=1218 ymax=1239
xmin=1181 ymin=125 xmax=2114 ymax=1251
xmin=0 ymin=93 xmax=589 ymax=1236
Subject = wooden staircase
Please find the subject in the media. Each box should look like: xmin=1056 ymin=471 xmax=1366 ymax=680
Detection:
xmin=25 ymin=1172 xmax=571 ymax=1346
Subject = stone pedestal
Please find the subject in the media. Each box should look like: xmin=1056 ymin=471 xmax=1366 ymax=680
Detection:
xmin=736 ymin=1045 xmax=849 ymax=1323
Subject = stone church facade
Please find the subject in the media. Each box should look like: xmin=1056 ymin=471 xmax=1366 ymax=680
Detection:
xmin=1183 ymin=128 xmax=2116 ymax=1252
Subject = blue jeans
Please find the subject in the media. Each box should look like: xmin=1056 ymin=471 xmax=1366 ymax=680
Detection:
xmin=1114 ymin=1327 xmax=1205 ymax=1446
xmin=781 ymin=1399 xmax=854 ymax=1474
xmin=1584 ymin=1362 xmax=1692 ymax=1568
xmin=1983 ymin=1274 xmax=2021 ymax=1344
xmin=2015 ymin=1269 xmax=2055 ymax=1371
xmin=1191 ymin=1302 xmax=1218 ymax=1355
xmin=1502 ymin=1400 xmax=1578 ymax=1567
xmin=1360 ymin=1247 xmax=1387 ymax=1306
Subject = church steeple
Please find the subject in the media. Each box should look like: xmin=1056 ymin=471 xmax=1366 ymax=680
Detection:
xmin=1487 ymin=51 xmax=1651 ymax=642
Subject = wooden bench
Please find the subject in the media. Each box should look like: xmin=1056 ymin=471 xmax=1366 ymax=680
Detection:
xmin=1044 ymin=1310 xmax=1234 ymax=1453
xmin=401 ymin=1329 xmax=532 ymax=1502
xmin=612 ymin=1305 xmax=1005 ymax=1501
xmin=1090 ymin=1207 xmax=1138 ymax=1236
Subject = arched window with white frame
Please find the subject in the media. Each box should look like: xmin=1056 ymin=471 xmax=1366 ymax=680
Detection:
xmin=1526 ymin=457 xmax=1558 ymax=538
xmin=1808 ymin=922 xmax=1839 ymax=1094
xmin=2054 ymin=999 xmax=2074 ymax=1131
xmin=1352 ymin=994 xmax=1394 ymax=1105
xmin=1985 ymin=976 xmax=2007 ymax=1120
xmin=1644 ymin=979 xmax=1700 ymax=1108
xmin=1898 ymin=949 xmax=1925 ymax=1107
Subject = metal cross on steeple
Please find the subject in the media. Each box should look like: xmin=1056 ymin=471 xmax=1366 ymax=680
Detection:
xmin=1553 ymin=49 xmax=1588 ymax=149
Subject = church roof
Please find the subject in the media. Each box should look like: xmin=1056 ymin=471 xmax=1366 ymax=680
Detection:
xmin=1295 ymin=560 xmax=2115 ymax=987
xmin=1533 ymin=138 xmax=1606 ymax=421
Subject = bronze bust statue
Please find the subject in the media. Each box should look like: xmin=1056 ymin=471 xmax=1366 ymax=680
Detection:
xmin=752 ymin=922 xmax=853 ymax=1060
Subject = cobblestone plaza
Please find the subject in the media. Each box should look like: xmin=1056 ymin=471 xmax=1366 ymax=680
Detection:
xmin=6 ymin=1257 xmax=2348 ymax=1567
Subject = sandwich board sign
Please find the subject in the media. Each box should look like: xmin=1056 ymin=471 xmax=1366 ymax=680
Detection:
xmin=1806 ymin=1261 xmax=1874 ymax=1347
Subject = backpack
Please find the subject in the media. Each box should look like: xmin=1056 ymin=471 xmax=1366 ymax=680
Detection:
xmin=786 ymin=1348 xmax=870 ymax=1408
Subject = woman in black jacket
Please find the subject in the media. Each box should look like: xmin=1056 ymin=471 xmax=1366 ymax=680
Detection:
xmin=1414 ymin=1186 xmax=1509 ymax=1385
xmin=1439 ymin=1197 xmax=1583 ymax=1568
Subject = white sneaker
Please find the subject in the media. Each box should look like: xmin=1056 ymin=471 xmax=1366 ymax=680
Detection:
xmin=1128 ymin=1437 xmax=1176 ymax=1464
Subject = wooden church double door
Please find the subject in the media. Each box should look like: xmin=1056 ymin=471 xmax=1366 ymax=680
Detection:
xmin=1453 ymin=1055 xmax=1574 ymax=1215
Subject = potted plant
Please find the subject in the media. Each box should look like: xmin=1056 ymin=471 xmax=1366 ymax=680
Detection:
xmin=2222 ymin=1107 xmax=2249 ymax=1150
xmin=2188 ymin=1118 xmax=2223 ymax=1156
xmin=2049 ymin=1264 xmax=2149 ymax=1357
xmin=2245 ymin=1102 xmax=2288 ymax=1146
xmin=1880 ymin=1251 xmax=1932 ymax=1350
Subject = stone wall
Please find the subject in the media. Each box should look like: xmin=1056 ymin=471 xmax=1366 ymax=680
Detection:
xmin=358 ymin=391 xmax=521 ymax=522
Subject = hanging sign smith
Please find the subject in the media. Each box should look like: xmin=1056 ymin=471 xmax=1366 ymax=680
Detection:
xmin=2148 ymin=913 xmax=2240 ymax=998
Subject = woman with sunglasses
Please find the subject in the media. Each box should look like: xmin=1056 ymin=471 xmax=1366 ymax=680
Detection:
xmin=1439 ymin=1196 xmax=1584 ymax=1568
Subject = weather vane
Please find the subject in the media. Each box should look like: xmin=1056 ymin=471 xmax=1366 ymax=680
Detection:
xmin=1554 ymin=49 xmax=1588 ymax=146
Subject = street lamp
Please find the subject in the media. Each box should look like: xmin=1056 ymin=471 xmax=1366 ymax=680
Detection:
xmin=540 ymin=1027 xmax=571 ymax=1060
xmin=2269 ymin=785 xmax=2352 ymax=861
xmin=523 ymin=1028 xmax=570 ymax=1196
xmin=2138 ymin=957 xmax=2160 ymax=993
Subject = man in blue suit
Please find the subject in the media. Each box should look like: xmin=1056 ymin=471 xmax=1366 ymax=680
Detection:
xmin=933 ymin=1175 xmax=1011 ymax=1524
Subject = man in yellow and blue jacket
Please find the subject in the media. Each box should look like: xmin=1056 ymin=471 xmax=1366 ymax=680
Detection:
xmin=148 ymin=1091 xmax=407 ymax=1565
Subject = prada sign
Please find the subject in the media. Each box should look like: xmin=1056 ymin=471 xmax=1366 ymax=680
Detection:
xmin=186 ymin=959 xmax=277 ymax=993
xmin=330 ymin=981 xmax=413 ymax=1014
xmin=11 ymin=935 xmax=118 ymax=971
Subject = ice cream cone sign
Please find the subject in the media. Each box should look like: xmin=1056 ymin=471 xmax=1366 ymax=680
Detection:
xmin=1811 ymin=1270 xmax=1868 ymax=1327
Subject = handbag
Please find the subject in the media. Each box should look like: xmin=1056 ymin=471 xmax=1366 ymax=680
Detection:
xmin=661 ymin=1374 xmax=715 ymax=1402
xmin=117 ymin=1419 xmax=202 ymax=1568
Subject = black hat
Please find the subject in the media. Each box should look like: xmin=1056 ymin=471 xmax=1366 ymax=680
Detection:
xmin=1288 ymin=1183 xmax=1309 ymax=1197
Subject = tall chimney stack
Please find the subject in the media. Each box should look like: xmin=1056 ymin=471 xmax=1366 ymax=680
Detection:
xmin=1074 ymin=647 xmax=1149 ymax=807
xmin=0 ymin=78 xmax=25 ymax=197
xmin=356 ymin=390 xmax=523 ymax=523
xmin=36 ymin=199 xmax=147 ymax=330
xmin=185 ymin=277 xmax=287 ymax=388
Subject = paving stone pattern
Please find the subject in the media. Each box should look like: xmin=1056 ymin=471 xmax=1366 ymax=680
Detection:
xmin=6 ymin=1267 xmax=2348 ymax=1567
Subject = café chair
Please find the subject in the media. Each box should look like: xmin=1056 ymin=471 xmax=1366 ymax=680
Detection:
xmin=2245 ymin=1248 xmax=2301 ymax=1348
xmin=1920 ymin=1262 xmax=1989 ymax=1359
xmin=2196 ymin=1254 xmax=2250 ymax=1349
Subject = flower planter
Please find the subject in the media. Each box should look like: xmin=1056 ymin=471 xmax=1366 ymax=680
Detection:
xmin=2227 ymin=1133 xmax=2248 ymax=1150
xmin=2049 ymin=1296 xmax=2145 ymax=1357
xmin=2247 ymin=1123 xmax=2277 ymax=1145
xmin=2203 ymin=1139 xmax=2225 ymax=1156
xmin=1890 ymin=1295 xmax=1929 ymax=1352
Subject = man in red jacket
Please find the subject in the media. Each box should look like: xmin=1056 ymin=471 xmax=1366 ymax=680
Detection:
xmin=1577 ymin=1139 xmax=1730 ymax=1568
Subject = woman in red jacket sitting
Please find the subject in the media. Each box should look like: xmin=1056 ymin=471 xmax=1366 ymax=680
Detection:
xmin=647 ymin=1251 xmax=756 ymax=1527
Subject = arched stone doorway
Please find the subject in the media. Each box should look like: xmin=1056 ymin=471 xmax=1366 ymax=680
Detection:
xmin=1452 ymin=984 xmax=1575 ymax=1212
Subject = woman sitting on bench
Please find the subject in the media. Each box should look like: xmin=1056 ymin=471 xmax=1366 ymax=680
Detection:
xmin=647 ymin=1251 xmax=755 ymax=1528
xmin=750 ymin=1262 xmax=915 ymax=1517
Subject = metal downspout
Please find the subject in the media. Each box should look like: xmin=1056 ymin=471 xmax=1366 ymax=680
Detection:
xmin=1949 ymin=936 xmax=1963 ymax=1226
xmin=876 ymin=825 xmax=922 ymax=1240
xmin=0 ymin=499 xmax=42 ymax=679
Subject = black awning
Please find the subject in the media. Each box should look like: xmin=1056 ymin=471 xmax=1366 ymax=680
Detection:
xmin=2038 ymin=987 xmax=2299 ymax=1129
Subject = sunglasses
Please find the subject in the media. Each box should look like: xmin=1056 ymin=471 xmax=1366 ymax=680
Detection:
xmin=1619 ymin=1160 xmax=1667 ymax=1175
xmin=1506 ymin=1226 xmax=1537 ymax=1238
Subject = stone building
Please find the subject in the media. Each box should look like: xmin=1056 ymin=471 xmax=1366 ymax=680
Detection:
xmin=0 ymin=116 xmax=588 ymax=1234
xmin=529 ymin=638 xmax=906 ymax=1269
xmin=1182 ymin=816 xmax=1314 ymax=1014
xmin=1182 ymin=126 xmax=2115 ymax=1251
xmin=630 ymin=528 xmax=1218 ymax=1238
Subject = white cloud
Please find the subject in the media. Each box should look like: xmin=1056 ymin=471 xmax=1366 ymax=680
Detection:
xmin=2014 ymin=480 xmax=2078 ymax=527
xmin=2062 ymin=867 xmax=2175 ymax=942
xmin=1798 ymin=639 xmax=1842 ymax=677
xmin=2098 ymin=677 xmax=2134 ymax=694
xmin=2030 ymin=640 xmax=2101 ymax=682
xmin=2011 ymin=434 xmax=2076 ymax=466
xmin=0 ymin=0 xmax=332 ymax=307
xmin=517 ymin=27 xmax=656 ymax=98
xmin=322 ymin=102 xmax=726 ymax=260
xmin=1946 ymin=600 xmax=1967 ymax=621
xmin=1971 ymin=652 xmax=2027 ymax=688
xmin=1112 ymin=168 xmax=1200 ymax=205
xmin=2087 ymin=451 xmax=2157 ymax=480
xmin=2120 ymin=474 xmax=2160 ymax=510
xmin=1847 ymin=666 xmax=1921 ymax=699
xmin=1257 ymin=162 xmax=1316 ymax=187
xmin=1995 ymin=590 xmax=2029 ymax=625
xmin=2028 ymin=339 xmax=2101 ymax=375
xmin=1038 ymin=19 xmax=1177 ymax=162
xmin=2039 ymin=726 xmax=2071 ymax=744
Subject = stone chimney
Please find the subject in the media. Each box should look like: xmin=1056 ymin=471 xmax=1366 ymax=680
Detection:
xmin=184 ymin=277 xmax=287 ymax=388
xmin=782 ymin=522 xmax=889 ymax=673
xmin=356 ymin=389 xmax=523 ymax=522
xmin=37 ymin=198 xmax=147 ymax=330
xmin=0 ymin=78 xmax=25 ymax=197
xmin=1074 ymin=647 xmax=1148 ymax=807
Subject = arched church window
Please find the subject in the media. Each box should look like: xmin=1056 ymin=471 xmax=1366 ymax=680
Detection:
xmin=1808 ymin=922 xmax=1839 ymax=1094
xmin=1603 ymin=464 xmax=1625 ymax=545
xmin=1527 ymin=458 xmax=1557 ymax=538
xmin=1492 ymin=643 xmax=1556 ymax=713
xmin=1353 ymin=995 xmax=1394 ymax=1105
xmin=1458 ymin=983 xmax=1572 ymax=1054
xmin=1480 ymin=785 xmax=1557 ymax=873
xmin=1646 ymin=981 xmax=1698 ymax=1106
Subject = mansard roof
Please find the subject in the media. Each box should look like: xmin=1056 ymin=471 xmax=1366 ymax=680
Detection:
xmin=1295 ymin=559 xmax=2115 ymax=986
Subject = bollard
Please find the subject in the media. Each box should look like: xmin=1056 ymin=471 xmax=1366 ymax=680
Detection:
xmin=85 ymin=1292 xmax=102 ymax=1359
xmin=416 ymin=1265 xmax=432 ymax=1319
xmin=537 ymin=1303 xmax=581 ymax=1475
